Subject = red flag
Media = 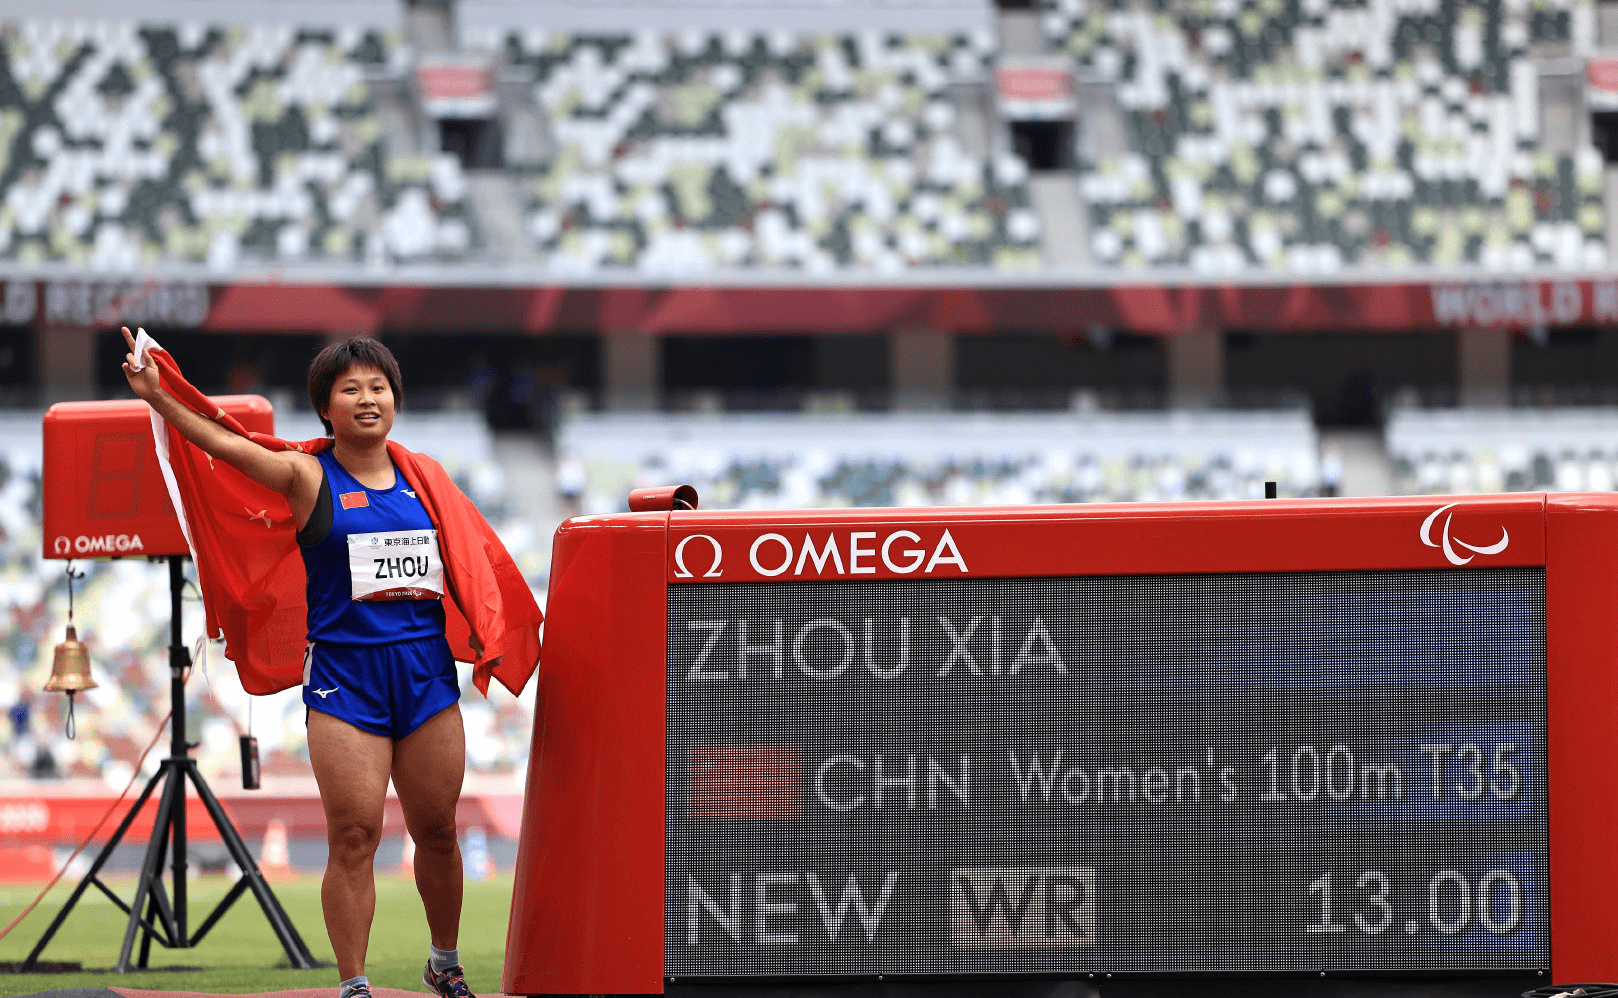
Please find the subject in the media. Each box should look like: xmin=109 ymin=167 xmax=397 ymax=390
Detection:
xmin=688 ymin=745 xmax=803 ymax=820
xmin=133 ymin=330 xmax=542 ymax=697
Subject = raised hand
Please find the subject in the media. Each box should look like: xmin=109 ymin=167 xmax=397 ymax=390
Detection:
xmin=121 ymin=326 xmax=161 ymax=402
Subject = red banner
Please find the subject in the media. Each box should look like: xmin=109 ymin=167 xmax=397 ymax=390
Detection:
xmin=417 ymin=59 xmax=497 ymax=117
xmin=1588 ymin=58 xmax=1618 ymax=92
xmin=996 ymin=66 xmax=1075 ymax=102
xmin=0 ymin=845 xmax=56 ymax=882
xmin=7 ymin=276 xmax=1618 ymax=335
xmin=203 ymin=278 xmax=1618 ymax=335
xmin=995 ymin=62 xmax=1076 ymax=117
xmin=0 ymin=793 xmax=525 ymax=845
xmin=0 ymin=794 xmax=232 ymax=844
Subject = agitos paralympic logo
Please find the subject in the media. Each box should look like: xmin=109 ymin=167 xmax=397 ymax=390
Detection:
xmin=1419 ymin=503 xmax=1509 ymax=566
xmin=674 ymin=529 xmax=969 ymax=579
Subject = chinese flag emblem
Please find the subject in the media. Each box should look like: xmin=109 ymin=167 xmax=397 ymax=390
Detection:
xmin=688 ymin=745 xmax=802 ymax=820
xmin=339 ymin=492 xmax=369 ymax=509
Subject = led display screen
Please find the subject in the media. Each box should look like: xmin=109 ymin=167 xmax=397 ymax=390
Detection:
xmin=665 ymin=569 xmax=1548 ymax=976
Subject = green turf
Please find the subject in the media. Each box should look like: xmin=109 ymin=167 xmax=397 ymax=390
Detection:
xmin=0 ymin=873 xmax=513 ymax=997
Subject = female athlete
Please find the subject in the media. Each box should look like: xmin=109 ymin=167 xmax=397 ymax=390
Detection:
xmin=122 ymin=327 xmax=492 ymax=998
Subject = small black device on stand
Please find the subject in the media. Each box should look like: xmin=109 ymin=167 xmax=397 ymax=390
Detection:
xmin=240 ymin=735 xmax=261 ymax=791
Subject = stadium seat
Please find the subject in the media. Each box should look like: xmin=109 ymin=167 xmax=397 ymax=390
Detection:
xmin=1041 ymin=0 xmax=1607 ymax=271
xmin=498 ymin=30 xmax=1044 ymax=272
xmin=1386 ymin=405 xmax=1618 ymax=496
xmin=0 ymin=18 xmax=478 ymax=268
xmin=554 ymin=409 xmax=1321 ymax=513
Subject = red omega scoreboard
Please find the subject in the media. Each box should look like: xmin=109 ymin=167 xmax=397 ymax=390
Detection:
xmin=41 ymin=397 xmax=274 ymax=559
xmin=504 ymin=494 xmax=1618 ymax=993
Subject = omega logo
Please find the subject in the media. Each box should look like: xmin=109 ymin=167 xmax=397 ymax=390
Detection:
xmin=674 ymin=534 xmax=725 ymax=578
xmin=747 ymin=529 xmax=967 ymax=578
xmin=674 ymin=529 xmax=970 ymax=579
xmin=53 ymin=533 xmax=147 ymax=556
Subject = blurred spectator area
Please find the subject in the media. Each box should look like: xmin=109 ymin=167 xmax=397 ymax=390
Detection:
xmin=487 ymin=27 xmax=1045 ymax=272
xmin=0 ymin=13 xmax=477 ymax=267
xmin=1388 ymin=403 xmax=1618 ymax=493
xmin=0 ymin=0 xmax=1612 ymax=277
xmin=555 ymin=408 xmax=1322 ymax=511
xmin=1038 ymin=0 xmax=1610 ymax=273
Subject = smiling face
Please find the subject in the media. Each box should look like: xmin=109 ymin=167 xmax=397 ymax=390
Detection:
xmin=321 ymin=364 xmax=396 ymax=443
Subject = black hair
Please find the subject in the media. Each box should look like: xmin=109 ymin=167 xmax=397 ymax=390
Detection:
xmin=307 ymin=337 xmax=403 ymax=435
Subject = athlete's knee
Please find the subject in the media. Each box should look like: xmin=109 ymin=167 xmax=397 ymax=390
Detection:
xmin=410 ymin=815 xmax=458 ymax=855
xmin=328 ymin=818 xmax=382 ymax=862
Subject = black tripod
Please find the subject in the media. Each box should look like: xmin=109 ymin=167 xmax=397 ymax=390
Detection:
xmin=21 ymin=555 xmax=319 ymax=973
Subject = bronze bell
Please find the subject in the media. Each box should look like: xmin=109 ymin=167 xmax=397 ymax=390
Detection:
xmin=45 ymin=624 xmax=98 ymax=694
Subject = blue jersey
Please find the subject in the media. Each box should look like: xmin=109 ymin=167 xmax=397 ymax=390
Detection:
xmin=300 ymin=449 xmax=446 ymax=645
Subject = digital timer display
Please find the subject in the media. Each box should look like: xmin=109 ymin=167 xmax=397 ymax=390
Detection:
xmin=43 ymin=397 xmax=272 ymax=559
xmin=664 ymin=569 xmax=1547 ymax=975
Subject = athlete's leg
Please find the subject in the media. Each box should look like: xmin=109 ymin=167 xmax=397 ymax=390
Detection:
xmin=392 ymin=703 xmax=466 ymax=949
xmin=309 ymin=710 xmax=393 ymax=979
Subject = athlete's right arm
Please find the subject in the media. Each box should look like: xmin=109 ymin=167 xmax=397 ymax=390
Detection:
xmin=120 ymin=326 xmax=322 ymax=510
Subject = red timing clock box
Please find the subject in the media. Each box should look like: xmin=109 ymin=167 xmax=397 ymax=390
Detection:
xmin=506 ymin=494 xmax=1618 ymax=995
xmin=42 ymin=396 xmax=273 ymax=559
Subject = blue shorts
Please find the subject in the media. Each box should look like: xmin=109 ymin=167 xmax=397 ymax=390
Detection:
xmin=302 ymin=634 xmax=459 ymax=741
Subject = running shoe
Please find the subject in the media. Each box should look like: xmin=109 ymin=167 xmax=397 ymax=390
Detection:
xmin=343 ymin=985 xmax=373 ymax=998
xmin=424 ymin=962 xmax=475 ymax=998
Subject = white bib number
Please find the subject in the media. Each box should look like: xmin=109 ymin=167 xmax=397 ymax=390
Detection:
xmin=348 ymin=530 xmax=445 ymax=601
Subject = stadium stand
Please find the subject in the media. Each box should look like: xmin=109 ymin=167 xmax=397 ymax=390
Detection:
xmin=1386 ymin=403 xmax=1618 ymax=494
xmin=0 ymin=0 xmax=1608 ymax=276
xmin=488 ymin=28 xmax=1044 ymax=272
xmin=555 ymin=408 xmax=1321 ymax=512
xmin=0 ymin=14 xmax=477 ymax=268
xmin=1038 ymin=0 xmax=1609 ymax=272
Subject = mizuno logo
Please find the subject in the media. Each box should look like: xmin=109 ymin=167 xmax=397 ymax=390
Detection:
xmin=312 ymin=687 xmax=339 ymax=698
xmin=1420 ymin=503 xmax=1509 ymax=566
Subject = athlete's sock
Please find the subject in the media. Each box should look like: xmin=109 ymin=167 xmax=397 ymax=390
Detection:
xmin=430 ymin=944 xmax=459 ymax=973
xmin=340 ymin=975 xmax=370 ymax=998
